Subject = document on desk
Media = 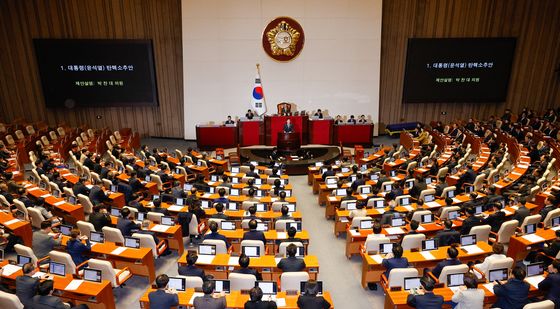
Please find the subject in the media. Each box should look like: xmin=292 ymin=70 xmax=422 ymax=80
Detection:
xmin=150 ymin=225 xmax=170 ymax=233
xmin=522 ymin=234 xmax=545 ymax=243
xmin=348 ymin=229 xmax=361 ymax=237
xmin=54 ymin=200 xmax=66 ymax=206
xmin=552 ymin=226 xmax=560 ymax=231
xmin=40 ymin=193 xmax=52 ymax=198
xmin=167 ymin=205 xmax=183 ymax=212
xmin=376 ymin=208 xmax=386 ymax=214
xmin=402 ymin=205 xmax=415 ymax=212
xmin=64 ymin=279 xmax=84 ymax=291
xmin=425 ymin=202 xmax=441 ymax=208
xmin=1 ymin=264 xmax=21 ymax=276
xmin=202 ymin=193 xmax=212 ymax=198
xmin=28 ymin=187 xmax=40 ymax=192
xmin=482 ymin=283 xmax=496 ymax=294
xmin=452 ymin=198 xmax=462 ymax=204
xmin=188 ymin=292 xmax=205 ymax=305
xmin=328 ymin=197 xmax=338 ymax=202
xmin=339 ymin=217 xmax=349 ymax=223
xmin=462 ymin=245 xmax=484 ymax=254
xmin=369 ymin=254 xmax=383 ymax=264
xmin=417 ymin=225 xmax=426 ymax=232
xmin=228 ymin=257 xmax=239 ymax=266
xmin=525 ymin=275 xmax=545 ymax=288
xmin=32 ymin=271 xmax=47 ymax=279
xmin=275 ymin=257 xmax=282 ymax=265
xmin=503 ymin=210 xmax=513 ymax=216
xmin=3 ymin=218 xmax=21 ymax=226
xmin=384 ymin=227 xmax=405 ymax=235
xmin=110 ymin=247 xmax=127 ymax=255
xmin=276 ymin=232 xmax=287 ymax=239
xmin=420 ymin=251 xmax=436 ymax=260
xmin=196 ymin=255 xmax=215 ymax=264
xmin=275 ymin=298 xmax=287 ymax=307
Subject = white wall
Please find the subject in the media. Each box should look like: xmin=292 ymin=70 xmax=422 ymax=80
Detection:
xmin=182 ymin=0 xmax=382 ymax=139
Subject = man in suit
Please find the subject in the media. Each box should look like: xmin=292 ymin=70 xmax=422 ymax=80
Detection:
xmin=493 ymin=266 xmax=530 ymax=309
xmin=232 ymin=254 xmax=263 ymax=280
xmin=178 ymin=252 xmax=205 ymax=279
xmin=32 ymin=221 xmax=61 ymax=259
xmin=211 ymin=203 xmax=228 ymax=220
xmin=245 ymin=286 xmax=277 ymax=309
xmin=204 ymin=221 xmax=230 ymax=248
xmin=117 ymin=208 xmax=140 ymax=237
xmin=89 ymin=204 xmax=111 ymax=232
xmin=128 ymin=171 xmax=143 ymax=192
xmin=279 ymin=226 xmax=302 ymax=245
xmin=350 ymin=173 xmax=366 ymax=192
xmin=409 ymin=175 xmax=427 ymax=199
xmin=152 ymin=198 xmax=170 ymax=215
xmin=213 ymin=188 xmax=229 ymax=205
xmin=116 ymin=179 xmax=133 ymax=204
xmin=460 ymin=207 xmax=483 ymax=235
xmin=381 ymin=243 xmax=409 ymax=278
xmin=177 ymin=209 xmax=193 ymax=238
xmin=148 ymin=274 xmax=179 ymax=309
xmin=277 ymin=244 xmax=306 ymax=272
xmin=243 ymin=219 xmax=266 ymax=243
xmin=278 ymin=206 xmax=293 ymax=221
xmin=193 ymin=280 xmax=226 ymax=309
xmin=321 ymin=166 xmax=335 ymax=181
xmin=406 ymin=276 xmax=444 ymax=308
xmin=458 ymin=164 xmax=476 ymax=190
xmin=16 ymin=262 xmax=41 ymax=307
xmin=540 ymin=196 xmax=558 ymax=223
xmin=435 ymin=219 xmax=461 ymax=246
xmin=431 ymin=246 xmax=461 ymax=278
xmin=513 ymin=197 xmax=530 ymax=227
xmin=542 ymin=230 xmax=560 ymax=258
xmin=88 ymin=184 xmax=110 ymax=205
xmin=538 ymin=259 xmax=560 ymax=307
xmin=72 ymin=177 xmax=89 ymax=197
xmin=483 ymin=203 xmax=507 ymax=233
xmin=434 ymin=176 xmax=448 ymax=197
xmin=32 ymin=279 xmax=80 ymax=309
xmin=297 ymin=280 xmax=331 ymax=309
xmin=245 ymin=165 xmax=259 ymax=178
xmin=283 ymin=119 xmax=294 ymax=133
xmin=341 ymin=187 xmax=357 ymax=202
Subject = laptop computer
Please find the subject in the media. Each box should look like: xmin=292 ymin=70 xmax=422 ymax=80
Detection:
xmin=489 ymin=268 xmax=509 ymax=282
xmin=124 ymin=237 xmax=140 ymax=249
xmin=447 ymin=273 xmax=464 ymax=287
xmin=255 ymin=281 xmax=277 ymax=295
xmin=83 ymin=268 xmax=102 ymax=283
xmin=391 ymin=217 xmax=406 ymax=227
xmin=524 ymin=223 xmax=537 ymax=235
xmin=256 ymin=222 xmax=268 ymax=231
xmin=201 ymin=200 xmax=211 ymax=209
xmin=255 ymin=203 xmax=267 ymax=212
xmin=421 ymin=214 xmax=434 ymax=224
xmin=287 ymin=221 xmax=302 ymax=231
xmin=17 ymin=254 xmax=31 ymax=266
xmin=551 ymin=216 xmax=560 ymax=227
xmin=90 ymin=231 xmax=104 ymax=244
xmin=359 ymin=220 xmax=373 ymax=229
xmin=346 ymin=202 xmax=357 ymax=210
xmin=384 ymin=184 xmax=392 ymax=192
xmin=198 ymin=244 xmax=216 ymax=256
xmin=446 ymin=190 xmax=456 ymax=198
xmin=167 ymin=276 xmax=186 ymax=291
xmin=526 ymin=262 xmax=544 ymax=277
xmin=424 ymin=194 xmax=435 ymax=203
xmin=285 ymin=204 xmax=296 ymax=212
xmin=59 ymin=224 xmax=73 ymax=236
xmin=49 ymin=262 xmax=66 ymax=276
xmin=460 ymin=234 xmax=477 ymax=247
xmin=176 ymin=198 xmax=184 ymax=206
xmin=403 ymin=277 xmax=422 ymax=290
xmin=399 ymin=197 xmax=411 ymax=206
xmin=448 ymin=210 xmax=459 ymax=220
xmin=161 ymin=216 xmax=174 ymax=226
xmin=380 ymin=243 xmax=393 ymax=254
xmin=228 ymin=202 xmax=238 ymax=211
xmin=67 ymin=195 xmax=77 ymax=205
xmin=220 ymin=221 xmax=236 ymax=230
xmin=422 ymin=239 xmax=438 ymax=251
xmin=374 ymin=199 xmax=385 ymax=208
xmin=230 ymin=189 xmax=240 ymax=196
xmin=242 ymin=245 xmax=260 ymax=257
xmin=360 ymin=186 xmax=372 ymax=194
xmin=335 ymin=189 xmax=346 ymax=196
xmin=213 ymin=280 xmax=231 ymax=293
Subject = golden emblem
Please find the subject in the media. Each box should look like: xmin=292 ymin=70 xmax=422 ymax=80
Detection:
xmin=266 ymin=20 xmax=300 ymax=56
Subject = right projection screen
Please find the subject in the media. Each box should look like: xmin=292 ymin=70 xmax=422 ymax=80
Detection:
xmin=402 ymin=38 xmax=516 ymax=103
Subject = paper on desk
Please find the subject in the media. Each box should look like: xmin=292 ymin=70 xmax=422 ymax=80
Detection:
xmin=276 ymin=232 xmax=287 ymax=239
xmin=522 ymin=234 xmax=545 ymax=243
xmin=448 ymin=286 xmax=462 ymax=293
xmin=402 ymin=205 xmax=414 ymax=212
xmin=493 ymin=184 xmax=503 ymax=188
xmin=420 ymin=251 xmax=436 ymax=260
xmin=339 ymin=217 xmax=349 ymax=223
xmin=202 ymin=193 xmax=212 ymax=198
xmin=167 ymin=205 xmax=183 ymax=212
xmin=228 ymin=257 xmax=239 ymax=266
xmin=462 ymin=245 xmax=484 ymax=254
xmin=417 ymin=225 xmax=426 ymax=232
xmin=510 ymin=205 xmax=519 ymax=210
xmin=384 ymin=227 xmax=405 ymax=235
xmin=188 ymin=292 xmax=205 ymax=305
xmin=150 ymin=225 xmax=170 ymax=233
xmin=3 ymin=218 xmax=20 ymax=226
xmin=360 ymin=194 xmax=369 ymax=199
xmin=551 ymin=226 xmax=560 ymax=231
xmin=482 ymin=282 xmax=496 ymax=294
xmin=525 ymin=275 xmax=545 ymax=288
xmin=376 ymin=208 xmax=386 ymax=214
xmin=328 ymin=197 xmax=337 ymax=202
xmin=369 ymin=254 xmax=383 ymax=264
xmin=86 ymin=185 xmax=94 ymax=190
xmin=452 ymin=198 xmax=462 ymax=204
xmin=65 ymin=280 xmax=84 ymax=291
xmin=40 ymin=194 xmax=52 ymax=198
xmin=275 ymin=298 xmax=286 ymax=307
xmin=503 ymin=210 xmax=513 ymax=216
xmin=425 ymin=202 xmax=441 ymax=208
xmin=54 ymin=200 xmax=66 ymax=206
xmin=196 ymin=255 xmax=215 ymax=264
xmin=275 ymin=257 xmax=282 ymax=265
xmin=32 ymin=271 xmax=47 ymax=279
xmin=110 ymin=247 xmax=127 ymax=255
xmin=349 ymin=229 xmax=360 ymax=237
xmin=28 ymin=187 xmax=40 ymax=192
xmin=1 ymin=264 xmax=21 ymax=276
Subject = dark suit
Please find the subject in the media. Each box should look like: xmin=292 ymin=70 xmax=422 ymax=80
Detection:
xmin=435 ymin=229 xmax=460 ymax=246
xmin=407 ymin=292 xmax=444 ymax=309
xmin=351 ymin=178 xmax=366 ymax=192
xmin=243 ymin=230 xmax=267 ymax=244
xmin=297 ymin=295 xmax=331 ymax=309
xmin=538 ymin=273 xmax=560 ymax=308
xmin=88 ymin=212 xmax=111 ymax=232
xmin=321 ymin=170 xmax=335 ymax=181
xmin=513 ymin=206 xmax=530 ymax=227
xmin=204 ymin=232 xmax=230 ymax=248
xmin=493 ymin=279 xmax=529 ymax=309
xmin=31 ymin=294 xmax=70 ymax=309
xmin=193 ymin=294 xmax=226 ymax=309
xmin=539 ymin=205 xmax=555 ymax=223
xmin=431 ymin=258 xmax=461 ymax=278
xmin=177 ymin=264 xmax=205 ymax=280
xmin=99 ymin=167 xmax=110 ymax=179
xmin=177 ymin=212 xmax=193 ymax=237
xmin=381 ymin=257 xmax=409 ymax=278
xmin=16 ymin=275 xmax=39 ymax=307
xmin=244 ymin=300 xmax=277 ymax=309
xmin=460 ymin=216 xmax=483 ymax=235
xmin=72 ymin=182 xmax=89 ymax=197
xmin=117 ymin=217 xmax=140 ymax=237
xmin=117 ymin=182 xmax=134 ymax=203
xmin=543 ymin=239 xmax=560 ymax=257
xmin=483 ymin=211 xmax=506 ymax=233
xmin=232 ymin=267 xmax=263 ymax=280
xmin=283 ymin=123 xmax=294 ymax=133
xmin=89 ymin=186 xmax=109 ymax=205
xmin=129 ymin=178 xmax=143 ymax=192
xmin=148 ymin=290 xmax=179 ymax=309
xmin=410 ymin=182 xmax=427 ymax=199
xmin=152 ymin=207 xmax=170 ymax=216
xmin=277 ymin=256 xmax=306 ymax=272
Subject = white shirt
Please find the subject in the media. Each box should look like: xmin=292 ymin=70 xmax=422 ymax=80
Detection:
xmin=475 ymin=253 xmax=507 ymax=275
xmin=451 ymin=288 xmax=484 ymax=309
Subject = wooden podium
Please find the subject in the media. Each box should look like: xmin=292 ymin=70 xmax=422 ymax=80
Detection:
xmin=277 ymin=132 xmax=301 ymax=152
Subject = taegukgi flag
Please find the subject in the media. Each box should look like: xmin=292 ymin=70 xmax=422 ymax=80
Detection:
xmin=251 ymin=66 xmax=267 ymax=116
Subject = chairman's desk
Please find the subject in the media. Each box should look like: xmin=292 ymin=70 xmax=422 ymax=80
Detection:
xmin=0 ymin=210 xmax=32 ymax=246
xmin=196 ymin=125 xmax=238 ymax=150
xmin=139 ymin=289 xmax=334 ymax=309
xmin=177 ymin=253 xmax=319 ymax=281
xmin=333 ymin=123 xmax=374 ymax=147
xmin=204 ymin=229 xmax=309 ymax=254
xmin=360 ymin=241 xmax=493 ymax=289
xmin=0 ymin=260 xmax=116 ymax=309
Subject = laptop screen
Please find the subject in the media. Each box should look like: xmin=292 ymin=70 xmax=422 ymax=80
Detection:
xmin=404 ymin=277 xmax=422 ymax=290
xmin=137 ymin=212 xmax=146 ymax=221
xmin=256 ymin=222 xmax=268 ymax=231
xmin=552 ymin=216 xmax=560 ymax=227
xmin=232 ymin=177 xmax=239 ymax=184
xmin=231 ymin=166 xmax=240 ymax=173
xmin=374 ymin=200 xmax=385 ymax=208
xmin=341 ymin=167 xmax=350 ymax=173
xmin=460 ymin=234 xmax=477 ymax=246
xmin=230 ymin=189 xmax=240 ymax=196
xmin=359 ymin=220 xmax=373 ymax=229
xmin=83 ymin=268 xmax=102 ymax=283
xmin=161 ymin=216 xmax=174 ymax=226
xmin=243 ymin=246 xmax=260 ymax=257
xmin=201 ymin=200 xmax=210 ymax=209
xmin=475 ymin=205 xmax=484 ymax=215
xmin=220 ymin=221 xmax=236 ymax=230
xmin=68 ymin=195 xmax=77 ymax=205
xmin=17 ymin=254 xmax=31 ymax=266
xmin=422 ymin=239 xmax=438 ymax=251
xmin=424 ymin=194 xmax=435 ymax=202
xmin=59 ymin=224 xmax=73 ymax=236
xmin=421 ymin=214 xmax=434 ymax=224
xmin=255 ymin=281 xmax=277 ymax=295
xmin=213 ymin=280 xmax=231 ymax=293
xmin=256 ymin=203 xmax=267 ymax=212
xmin=145 ymin=175 xmax=151 ymax=182
xmin=183 ymin=183 xmax=193 ymax=191
xmin=336 ymin=189 xmax=347 ymax=196
xmin=524 ymin=223 xmax=536 ymax=235
xmin=124 ymin=237 xmax=140 ymax=249
xmin=346 ymin=202 xmax=357 ymax=210
xmin=425 ymin=177 xmax=432 ymax=184
xmin=326 ymin=178 xmax=337 ymax=185
xmin=446 ymin=190 xmax=455 ymax=198
xmin=400 ymin=197 xmax=410 ymax=206
xmin=254 ymin=178 xmax=262 ymax=185
xmin=390 ymin=170 xmax=397 ymax=177
xmin=300 ymin=281 xmax=323 ymax=295
xmin=447 ymin=273 xmax=464 ymax=287
xmin=110 ymin=185 xmax=118 ymax=192
xmin=167 ymin=277 xmax=186 ymax=291
xmin=210 ymin=175 xmax=218 ymax=182
xmin=406 ymin=180 xmax=415 ymax=189
xmin=198 ymin=244 xmax=216 ymax=255
xmin=464 ymin=185 xmax=474 ymax=193
xmin=371 ymin=174 xmax=379 ymax=181
xmin=110 ymin=208 xmax=121 ymax=217
xmin=287 ymin=221 xmax=302 ymax=231
xmin=380 ymin=243 xmax=393 ymax=254
xmin=90 ymin=231 xmax=104 ymax=243
xmin=527 ymin=262 xmax=544 ymax=277
xmin=448 ymin=210 xmax=459 ymax=220
xmin=392 ymin=217 xmax=406 ymax=227
xmin=176 ymin=198 xmax=184 ymax=206
xmin=360 ymin=186 xmax=371 ymax=194
xmin=286 ymin=204 xmax=296 ymax=212
xmin=489 ymin=268 xmax=508 ymax=282
xmin=228 ymin=202 xmax=238 ymax=210
xmin=49 ymin=262 xmax=66 ymax=276
xmin=52 ymin=189 xmax=60 ymax=198
xmin=384 ymin=184 xmax=392 ymax=192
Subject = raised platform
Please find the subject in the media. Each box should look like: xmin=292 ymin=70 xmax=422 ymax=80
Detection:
xmin=238 ymin=145 xmax=341 ymax=175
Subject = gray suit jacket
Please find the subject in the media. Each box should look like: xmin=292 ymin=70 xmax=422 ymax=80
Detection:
xmin=31 ymin=295 xmax=70 ymax=309
xmin=32 ymin=231 xmax=60 ymax=259
xmin=193 ymin=294 xmax=227 ymax=309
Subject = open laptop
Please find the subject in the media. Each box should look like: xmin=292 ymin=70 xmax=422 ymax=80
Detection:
xmin=335 ymin=189 xmax=346 ymax=196
xmin=256 ymin=281 xmax=277 ymax=296
xmin=124 ymin=237 xmax=141 ymax=249
xmin=370 ymin=174 xmax=380 ymax=181
xmin=403 ymin=277 xmax=422 ymax=290
xmin=287 ymin=221 xmax=302 ymax=231
xmin=220 ymin=221 xmax=236 ymax=231
xmin=399 ymin=197 xmax=411 ymax=206
xmin=230 ymin=188 xmax=240 ymax=196
xmin=475 ymin=205 xmax=484 ymax=215
xmin=526 ymin=262 xmax=544 ymax=277
xmin=300 ymin=281 xmax=323 ymax=295
xmin=90 ymin=231 xmax=104 ymax=244
xmin=359 ymin=219 xmax=373 ymax=229
xmin=373 ymin=199 xmax=385 ymax=208
xmin=83 ymin=268 xmax=102 ymax=283
xmin=52 ymin=189 xmax=61 ymax=198
xmin=425 ymin=177 xmax=432 ymax=185
xmin=405 ymin=179 xmax=415 ymax=189
xmin=17 ymin=254 xmax=31 ymax=266
xmin=176 ymin=198 xmax=184 ymax=206
xmin=346 ymin=202 xmax=357 ymax=210
xmin=524 ymin=223 xmax=537 ymax=235
xmin=360 ymin=186 xmax=372 ymax=194
xmin=213 ymin=280 xmax=231 ymax=293
xmin=446 ymin=190 xmax=456 ymax=198
xmin=254 ymin=178 xmax=262 ymax=185
xmin=379 ymin=243 xmax=394 ymax=255
xmin=183 ymin=183 xmax=193 ymax=191
xmin=67 ymin=195 xmax=77 ymax=205
xmin=167 ymin=276 xmax=186 ymax=291
xmin=489 ymin=268 xmax=509 ymax=282
xmin=59 ymin=224 xmax=73 ymax=236
xmin=110 ymin=208 xmax=121 ymax=217
xmin=49 ymin=262 xmax=66 ymax=276
xmin=325 ymin=178 xmax=337 ymax=188
xmin=422 ymin=239 xmax=438 ymax=251
xmin=421 ymin=214 xmax=434 ymax=224
xmin=256 ymin=222 xmax=268 ymax=231
xmin=447 ymin=273 xmax=464 ymax=287
xmin=384 ymin=184 xmax=392 ymax=192
xmin=255 ymin=203 xmax=267 ymax=212
xmin=161 ymin=216 xmax=174 ymax=226
xmin=242 ymin=245 xmax=260 ymax=257
xmin=464 ymin=185 xmax=474 ymax=193
xmin=110 ymin=184 xmax=118 ymax=193
xmin=198 ymin=244 xmax=216 ymax=256
xmin=201 ymin=200 xmax=211 ymax=209
xmin=391 ymin=217 xmax=406 ymax=227
xmin=460 ymin=234 xmax=477 ymax=247
xmin=136 ymin=212 xmax=146 ymax=222
xmin=424 ymin=194 xmax=435 ymax=203
xmin=285 ymin=203 xmax=296 ymax=212
xmin=231 ymin=166 xmax=240 ymax=174
xmin=448 ymin=210 xmax=459 ymax=220
xmin=341 ymin=167 xmax=350 ymax=173
xmin=551 ymin=216 xmax=560 ymax=227
xmin=390 ymin=170 xmax=397 ymax=177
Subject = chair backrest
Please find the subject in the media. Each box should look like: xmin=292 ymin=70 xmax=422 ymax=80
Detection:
xmin=242 ymin=201 xmax=257 ymax=211
xmin=202 ymin=239 xmax=228 ymax=254
xmin=278 ymin=241 xmax=304 ymax=257
xmin=57 ymin=127 xmax=65 ymax=136
xmin=13 ymin=199 xmax=29 ymax=221
xmin=77 ymin=220 xmax=96 ymax=234
xmin=0 ymin=290 xmax=24 ymax=309
xmin=473 ymin=174 xmax=486 ymax=191
xmin=147 ymin=212 xmax=164 ymax=223
xmin=0 ymin=194 xmax=10 ymax=207
xmin=132 ymin=233 xmax=159 ymax=257
xmin=523 ymin=300 xmax=555 ymax=309
xmin=49 ymin=182 xmax=60 ymax=194
xmin=150 ymin=174 xmax=163 ymax=191
xmin=101 ymin=179 xmax=112 ymax=190
xmin=5 ymin=135 xmax=15 ymax=145
xmin=440 ymin=206 xmax=461 ymax=220
xmin=102 ymin=226 xmax=125 ymax=244
xmin=184 ymin=276 xmax=204 ymax=289
xmin=49 ymin=131 xmax=57 ymax=141
xmin=175 ymin=149 xmax=184 ymax=158
xmin=63 ymin=187 xmax=75 ymax=197
xmin=395 ymin=195 xmax=412 ymax=206
xmin=15 ymin=130 xmax=24 ymax=140
xmin=441 ymin=186 xmax=456 ymax=198
xmin=271 ymin=202 xmax=288 ymax=212
xmin=485 ymin=257 xmax=514 ymax=279
xmin=406 ymin=162 xmax=418 ymax=173
xmin=438 ymin=264 xmax=469 ymax=285
xmin=27 ymin=207 xmax=45 ymax=229
xmin=520 ymin=214 xmax=542 ymax=231
xmin=543 ymin=208 xmax=560 ymax=227
xmin=87 ymin=259 xmax=118 ymax=287
xmin=77 ymin=194 xmax=93 ymax=214
xmin=496 ymin=220 xmax=519 ymax=244
xmin=229 ymin=273 xmax=256 ymax=291
xmin=419 ymin=189 xmax=436 ymax=201
xmin=469 ymin=225 xmax=491 ymax=243
xmin=49 ymin=251 xmax=77 ymax=275
xmin=240 ymin=240 xmax=265 ymax=257
xmin=275 ymin=219 xmax=296 ymax=232
xmin=388 ymin=268 xmax=419 ymax=288
xmin=380 ymin=181 xmax=394 ymax=191
xmin=280 ymin=272 xmax=310 ymax=292
xmin=364 ymin=236 xmax=391 ymax=253
xmin=367 ymin=197 xmax=385 ymax=207
xmin=436 ymin=167 xmax=449 ymax=179
xmin=401 ymin=234 xmax=426 ymax=251
xmin=14 ymin=244 xmax=38 ymax=266
xmin=189 ymin=214 xmax=199 ymax=236
xmin=41 ymin=136 xmax=50 ymax=146
xmin=411 ymin=210 xmax=432 ymax=222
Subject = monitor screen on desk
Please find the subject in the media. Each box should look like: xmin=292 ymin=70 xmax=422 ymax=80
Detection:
xmin=335 ymin=189 xmax=346 ymax=196
xmin=392 ymin=218 xmax=405 ymax=227
xmin=371 ymin=174 xmax=379 ymax=181
xmin=17 ymin=254 xmax=31 ymax=266
xmin=110 ymin=208 xmax=121 ymax=217
xmin=201 ymin=200 xmax=210 ymax=209
xmin=300 ymin=281 xmax=323 ymax=295
xmin=137 ymin=212 xmax=146 ymax=221
xmin=287 ymin=221 xmax=302 ymax=231
xmin=424 ymin=194 xmax=434 ymax=202
xmin=425 ymin=177 xmax=432 ymax=185
xmin=399 ymin=197 xmax=410 ymax=206
xmin=124 ymin=237 xmax=140 ymax=249
xmin=254 ymin=178 xmax=263 ymax=185
xmin=167 ymin=277 xmax=186 ymax=291
xmin=213 ymin=280 xmax=231 ymax=293
xmin=230 ymin=189 xmax=240 ymax=196
xmin=83 ymin=268 xmax=102 ymax=283
xmin=52 ymin=189 xmax=60 ymax=198
xmin=380 ymin=243 xmax=393 ymax=254
xmin=360 ymin=186 xmax=371 ymax=194
xmin=90 ymin=231 xmax=104 ymax=243
xmin=256 ymin=190 xmax=265 ymax=197
xmin=421 ymin=214 xmax=434 ymax=224
xmin=210 ymin=175 xmax=218 ymax=182
xmin=176 ymin=198 xmax=184 ymax=206
xmin=464 ymin=185 xmax=474 ymax=193
xmin=183 ymin=183 xmax=192 ymax=191
xmin=228 ymin=202 xmax=238 ymax=211
xmin=256 ymin=222 xmax=268 ymax=231
xmin=384 ymin=184 xmax=392 ymax=192
xmin=220 ymin=221 xmax=236 ymax=230
xmin=209 ymin=187 xmax=215 ymax=194
xmin=161 ymin=216 xmax=174 ymax=226
xmin=374 ymin=199 xmax=385 ymax=208
xmin=346 ymin=202 xmax=357 ymax=210
xmin=315 ymin=162 xmax=323 ymax=167
xmin=447 ymin=273 xmax=464 ymax=287
xmin=460 ymin=234 xmax=477 ymax=246
xmin=404 ymin=277 xmax=422 ymax=290
xmin=286 ymin=204 xmax=296 ymax=212
xmin=448 ymin=210 xmax=459 ymax=220
xmin=341 ymin=167 xmax=350 ymax=173
xmin=232 ymin=177 xmax=239 ymax=184
xmin=231 ymin=167 xmax=240 ymax=174
xmin=475 ymin=205 xmax=484 ymax=215
xmin=524 ymin=223 xmax=536 ymax=235
xmin=110 ymin=184 xmax=118 ymax=193
xmin=405 ymin=179 xmax=415 ymax=189
xmin=152 ymin=194 xmax=159 ymax=201
xmin=145 ymin=175 xmax=151 ymax=182
xmin=326 ymin=178 xmax=337 ymax=185
xmin=67 ymin=196 xmax=77 ymax=205
xmin=256 ymin=203 xmax=267 ymax=212
xmin=527 ymin=262 xmax=544 ymax=277
xmin=49 ymin=262 xmax=66 ymax=276
xmin=446 ymin=190 xmax=455 ymax=198
xmin=551 ymin=216 xmax=560 ymax=227
xmin=422 ymin=239 xmax=438 ymax=251
xmin=255 ymin=281 xmax=277 ymax=295
xmin=359 ymin=220 xmax=373 ymax=229
xmin=198 ymin=244 xmax=216 ymax=256
xmin=489 ymin=268 xmax=508 ymax=282
xmin=390 ymin=170 xmax=397 ymax=177
xmin=242 ymin=246 xmax=260 ymax=257
xmin=59 ymin=224 xmax=73 ymax=236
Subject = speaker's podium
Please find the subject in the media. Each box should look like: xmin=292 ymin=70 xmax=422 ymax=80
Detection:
xmin=277 ymin=132 xmax=301 ymax=152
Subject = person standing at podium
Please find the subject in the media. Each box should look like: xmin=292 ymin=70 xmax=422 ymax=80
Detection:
xmin=283 ymin=119 xmax=294 ymax=133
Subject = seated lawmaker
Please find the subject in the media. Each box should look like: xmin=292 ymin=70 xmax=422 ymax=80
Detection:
xmin=493 ymin=266 xmax=530 ymax=309
xmin=381 ymin=243 xmax=409 ymax=278
xmin=451 ymin=272 xmax=484 ymax=309
xmin=406 ymin=276 xmax=444 ymax=308
xmin=313 ymin=109 xmax=324 ymax=119
xmin=298 ymin=280 xmax=331 ymax=309
xmin=204 ymin=221 xmax=230 ymax=248
xmin=245 ymin=286 xmax=277 ymax=309
xmin=149 ymin=274 xmax=179 ymax=309
xmin=243 ymin=219 xmax=266 ymax=243
xmin=475 ymin=243 xmax=507 ymax=275
xmin=32 ymin=280 xmax=83 ymax=309
xmin=232 ymin=254 xmax=263 ymax=280
xmin=431 ymin=246 xmax=461 ymax=278
xmin=178 ymin=252 xmax=205 ymax=280
xmin=277 ymin=244 xmax=306 ymax=272
xmin=538 ymin=259 xmax=560 ymax=306
xmin=435 ymin=219 xmax=460 ymax=246
xmin=283 ymin=119 xmax=294 ymax=133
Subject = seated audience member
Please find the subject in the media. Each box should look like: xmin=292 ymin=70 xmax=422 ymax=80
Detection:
xmin=381 ymin=244 xmax=409 ymax=278
xmin=334 ymin=115 xmax=343 ymax=124
xmin=224 ymin=115 xmax=235 ymax=125
xmin=243 ymin=219 xmax=266 ymax=243
xmin=435 ymin=219 xmax=460 ymax=246
xmin=538 ymin=259 xmax=560 ymax=306
xmin=89 ymin=204 xmax=112 ymax=231
xmin=542 ymin=230 xmax=560 ymax=259
xmin=277 ymin=244 xmax=306 ymax=272
xmin=149 ymin=274 xmax=179 ymax=309
xmin=321 ymin=166 xmax=335 ymax=181
xmin=128 ymin=193 xmax=148 ymax=213
xmin=204 ymin=221 xmax=230 ymax=248
xmin=431 ymin=246 xmax=461 ymax=279
xmin=178 ymin=252 xmax=205 ymax=280
xmin=34 ymin=197 xmax=54 ymax=220
xmin=193 ymin=280 xmax=226 ymax=309
xmin=278 ymin=205 xmax=293 ymax=220
xmin=245 ymin=205 xmax=259 ymax=220
xmin=348 ymin=202 xmax=367 ymax=219
xmin=407 ymin=220 xmax=420 ymax=235
xmin=406 ymin=276 xmax=444 ymax=308
xmin=32 ymin=279 xmax=86 ymax=309
xmin=32 ymin=221 xmax=61 ymax=259
xmin=297 ymin=280 xmax=331 ymax=309
xmin=117 ymin=208 xmax=140 ymax=237
xmin=512 ymin=197 xmax=530 ymax=227
xmin=151 ymin=198 xmax=170 ymax=215
xmin=483 ymin=203 xmax=506 ymax=233
xmin=475 ymin=243 xmax=507 ymax=274
xmin=246 ymin=189 xmax=259 ymax=203
xmin=212 ymin=203 xmax=229 ymax=220
xmin=214 ymin=188 xmax=229 ymax=205
xmin=279 ymin=226 xmax=303 ymax=244
xmin=451 ymin=272 xmax=484 ymax=309
xmin=540 ymin=196 xmax=558 ymax=223
xmin=341 ymin=187 xmax=357 ymax=202
xmin=67 ymin=229 xmax=91 ymax=266
xmin=460 ymin=207 xmax=483 ymax=235
xmin=16 ymin=262 xmax=41 ymax=307
xmin=493 ymin=266 xmax=530 ymax=309
xmin=232 ymin=254 xmax=263 ymax=280
xmin=245 ymin=286 xmax=277 ymax=309
xmin=366 ymin=221 xmax=385 ymax=240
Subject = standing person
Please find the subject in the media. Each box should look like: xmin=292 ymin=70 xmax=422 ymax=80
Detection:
xmin=283 ymin=119 xmax=294 ymax=133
